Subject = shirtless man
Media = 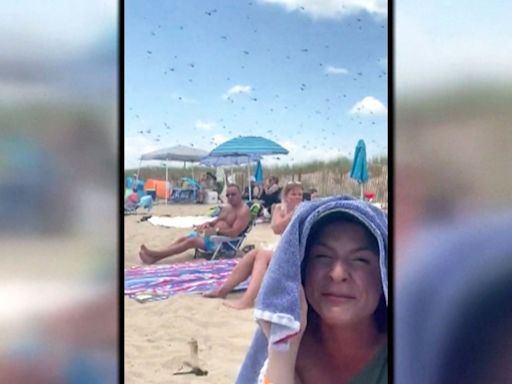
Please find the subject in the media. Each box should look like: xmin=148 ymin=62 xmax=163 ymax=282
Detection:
xmin=139 ymin=184 xmax=251 ymax=264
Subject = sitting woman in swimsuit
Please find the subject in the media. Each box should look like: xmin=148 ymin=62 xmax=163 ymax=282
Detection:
xmin=203 ymin=182 xmax=304 ymax=309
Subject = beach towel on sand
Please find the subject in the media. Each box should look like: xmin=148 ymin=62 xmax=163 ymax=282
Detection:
xmin=125 ymin=259 xmax=248 ymax=303
xmin=236 ymin=195 xmax=388 ymax=384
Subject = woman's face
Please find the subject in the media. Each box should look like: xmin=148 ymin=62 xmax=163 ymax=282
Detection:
xmin=285 ymin=186 xmax=303 ymax=207
xmin=304 ymin=221 xmax=382 ymax=327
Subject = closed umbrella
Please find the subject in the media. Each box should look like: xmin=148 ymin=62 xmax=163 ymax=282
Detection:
xmin=350 ymin=139 xmax=369 ymax=199
xmin=208 ymin=136 xmax=288 ymax=200
xmin=254 ymin=160 xmax=263 ymax=184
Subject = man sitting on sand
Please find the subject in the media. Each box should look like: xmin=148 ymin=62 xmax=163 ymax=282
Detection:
xmin=139 ymin=184 xmax=251 ymax=264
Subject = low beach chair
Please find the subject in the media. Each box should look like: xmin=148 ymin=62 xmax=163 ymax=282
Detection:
xmin=193 ymin=218 xmax=255 ymax=261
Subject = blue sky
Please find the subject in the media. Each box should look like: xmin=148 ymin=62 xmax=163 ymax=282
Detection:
xmin=125 ymin=0 xmax=388 ymax=169
xmin=396 ymin=0 xmax=512 ymax=92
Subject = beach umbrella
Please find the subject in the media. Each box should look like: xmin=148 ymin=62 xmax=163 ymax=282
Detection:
xmin=254 ymin=160 xmax=263 ymax=184
xmin=200 ymin=154 xmax=262 ymax=190
xmin=208 ymin=136 xmax=289 ymax=200
xmin=199 ymin=154 xmax=261 ymax=167
xmin=350 ymin=139 xmax=369 ymax=199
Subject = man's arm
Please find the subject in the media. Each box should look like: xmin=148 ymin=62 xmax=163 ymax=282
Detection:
xmin=215 ymin=207 xmax=250 ymax=237
xmin=197 ymin=206 xmax=227 ymax=230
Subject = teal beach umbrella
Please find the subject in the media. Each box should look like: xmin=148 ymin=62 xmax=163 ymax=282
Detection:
xmin=208 ymin=136 xmax=288 ymax=200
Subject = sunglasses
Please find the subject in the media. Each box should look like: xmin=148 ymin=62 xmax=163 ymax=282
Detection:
xmin=226 ymin=193 xmax=237 ymax=197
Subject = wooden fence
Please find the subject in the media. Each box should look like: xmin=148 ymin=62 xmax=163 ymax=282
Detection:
xmin=229 ymin=166 xmax=388 ymax=204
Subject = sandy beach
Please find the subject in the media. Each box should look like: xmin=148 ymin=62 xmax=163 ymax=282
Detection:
xmin=125 ymin=203 xmax=279 ymax=383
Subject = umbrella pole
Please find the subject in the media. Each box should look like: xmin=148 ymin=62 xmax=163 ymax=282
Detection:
xmin=247 ymin=157 xmax=251 ymax=201
xmin=360 ymin=183 xmax=364 ymax=200
xmin=136 ymin=158 xmax=142 ymax=180
xmin=166 ymin=159 xmax=169 ymax=206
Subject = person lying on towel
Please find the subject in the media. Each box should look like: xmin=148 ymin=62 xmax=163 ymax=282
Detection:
xmin=139 ymin=184 xmax=250 ymax=264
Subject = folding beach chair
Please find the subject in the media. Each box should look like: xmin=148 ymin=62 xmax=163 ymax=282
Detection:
xmin=193 ymin=218 xmax=255 ymax=261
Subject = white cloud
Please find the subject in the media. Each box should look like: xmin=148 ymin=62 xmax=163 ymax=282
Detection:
xmin=349 ymin=96 xmax=387 ymax=115
xmin=222 ymin=84 xmax=252 ymax=100
xmin=195 ymin=120 xmax=215 ymax=131
xmin=257 ymin=0 xmax=387 ymax=20
xmin=325 ymin=65 xmax=349 ymax=75
xmin=279 ymin=140 xmax=299 ymax=152
xmin=212 ymin=134 xmax=229 ymax=145
xmin=124 ymin=134 xmax=160 ymax=169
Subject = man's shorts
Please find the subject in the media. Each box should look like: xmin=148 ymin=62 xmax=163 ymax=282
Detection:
xmin=187 ymin=230 xmax=221 ymax=252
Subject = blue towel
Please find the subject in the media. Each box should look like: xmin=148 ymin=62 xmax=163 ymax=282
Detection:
xmin=236 ymin=195 xmax=388 ymax=383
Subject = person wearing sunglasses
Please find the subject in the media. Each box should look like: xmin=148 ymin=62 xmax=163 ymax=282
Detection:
xmin=139 ymin=184 xmax=250 ymax=264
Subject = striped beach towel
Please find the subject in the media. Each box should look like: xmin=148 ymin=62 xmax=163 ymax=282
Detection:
xmin=125 ymin=258 xmax=249 ymax=303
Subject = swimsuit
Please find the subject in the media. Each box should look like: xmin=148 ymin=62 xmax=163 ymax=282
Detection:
xmin=187 ymin=230 xmax=220 ymax=252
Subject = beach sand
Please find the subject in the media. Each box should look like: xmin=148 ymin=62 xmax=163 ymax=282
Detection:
xmin=125 ymin=203 xmax=279 ymax=383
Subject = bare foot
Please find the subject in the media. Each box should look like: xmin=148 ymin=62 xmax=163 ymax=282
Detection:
xmin=202 ymin=289 xmax=228 ymax=299
xmin=222 ymin=299 xmax=254 ymax=309
xmin=139 ymin=245 xmax=155 ymax=264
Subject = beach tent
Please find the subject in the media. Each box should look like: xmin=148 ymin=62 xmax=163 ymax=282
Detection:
xmin=139 ymin=145 xmax=208 ymax=163
xmin=138 ymin=145 xmax=209 ymax=203
xmin=207 ymin=136 xmax=288 ymax=200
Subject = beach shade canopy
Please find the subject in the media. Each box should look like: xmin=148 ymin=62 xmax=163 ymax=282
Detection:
xmin=208 ymin=136 xmax=289 ymax=200
xmin=350 ymin=139 xmax=369 ymax=198
xmin=199 ymin=154 xmax=262 ymax=168
xmin=140 ymin=145 xmax=208 ymax=162
xmin=254 ymin=160 xmax=264 ymax=184
xmin=138 ymin=145 xmax=208 ymax=205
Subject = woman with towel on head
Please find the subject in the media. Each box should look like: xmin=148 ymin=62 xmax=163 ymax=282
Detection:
xmin=203 ymin=181 xmax=304 ymax=309
xmin=236 ymin=195 xmax=388 ymax=384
